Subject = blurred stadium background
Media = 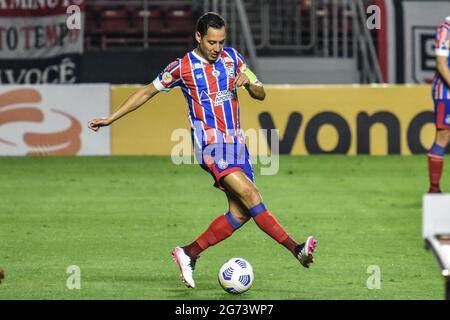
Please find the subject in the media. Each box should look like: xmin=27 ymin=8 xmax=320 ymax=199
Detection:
xmin=82 ymin=0 xmax=379 ymax=84
xmin=1 ymin=0 xmax=450 ymax=300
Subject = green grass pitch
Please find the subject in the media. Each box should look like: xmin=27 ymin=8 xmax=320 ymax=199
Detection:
xmin=0 ymin=155 xmax=446 ymax=299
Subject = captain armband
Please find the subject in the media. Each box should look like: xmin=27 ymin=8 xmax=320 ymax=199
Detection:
xmin=239 ymin=64 xmax=263 ymax=86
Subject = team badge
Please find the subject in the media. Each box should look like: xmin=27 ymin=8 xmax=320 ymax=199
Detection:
xmin=217 ymin=159 xmax=229 ymax=169
xmin=162 ymin=72 xmax=173 ymax=84
xmin=226 ymin=66 xmax=235 ymax=78
xmin=212 ymin=70 xmax=220 ymax=77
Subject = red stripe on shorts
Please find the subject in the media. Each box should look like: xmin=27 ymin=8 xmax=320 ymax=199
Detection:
xmin=437 ymin=101 xmax=450 ymax=130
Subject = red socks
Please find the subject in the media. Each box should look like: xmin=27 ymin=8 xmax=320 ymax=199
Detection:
xmin=253 ymin=211 xmax=289 ymax=243
xmin=249 ymin=203 xmax=298 ymax=255
xmin=184 ymin=204 xmax=299 ymax=258
xmin=428 ymin=154 xmax=444 ymax=193
xmin=184 ymin=212 xmax=240 ymax=258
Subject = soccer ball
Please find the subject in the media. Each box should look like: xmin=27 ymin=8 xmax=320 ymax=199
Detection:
xmin=218 ymin=257 xmax=254 ymax=294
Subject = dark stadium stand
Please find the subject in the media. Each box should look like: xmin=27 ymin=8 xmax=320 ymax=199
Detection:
xmin=84 ymin=1 xmax=195 ymax=49
xmin=80 ymin=0 xmax=377 ymax=84
xmin=83 ymin=0 xmax=359 ymax=54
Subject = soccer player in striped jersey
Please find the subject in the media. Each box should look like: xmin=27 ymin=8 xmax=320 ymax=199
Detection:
xmin=88 ymin=12 xmax=317 ymax=289
xmin=428 ymin=16 xmax=450 ymax=193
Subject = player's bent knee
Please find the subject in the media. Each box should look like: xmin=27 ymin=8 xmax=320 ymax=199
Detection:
xmin=240 ymin=186 xmax=262 ymax=208
xmin=227 ymin=210 xmax=250 ymax=229
xmin=230 ymin=208 xmax=250 ymax=224
xmin=437 ymin=130 xmax=450 ymax=146
xmin=444 ymin=130 xmax=450 ymax=142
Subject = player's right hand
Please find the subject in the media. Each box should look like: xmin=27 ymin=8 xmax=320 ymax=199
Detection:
xmin=234 ymin=72 xmax=250 ymax=88
xmin=88 ymin=117 xmax=111 ymax=132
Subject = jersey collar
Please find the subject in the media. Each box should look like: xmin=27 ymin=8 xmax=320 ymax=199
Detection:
xmin=192 ymin=49 xmax=221 ymax=64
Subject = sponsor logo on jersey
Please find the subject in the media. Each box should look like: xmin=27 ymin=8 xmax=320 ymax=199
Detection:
xmin=201 ymin=90 xmax=235 ymax=106
xmin=192 ymin=62 xmax=203 ymax=70
xmin=212 ymin=90 xmax=234 ymax=105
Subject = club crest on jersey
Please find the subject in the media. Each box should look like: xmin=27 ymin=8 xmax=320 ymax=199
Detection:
xmin=226 ymin=66 xmax=235 ymax=78
xmin=212 ymin=70 xmax=220 ymax=77
xmin=162 ymin=72 xmax=173 ymax=84
xmin=217 ymin=159 xmax=229 ymax=169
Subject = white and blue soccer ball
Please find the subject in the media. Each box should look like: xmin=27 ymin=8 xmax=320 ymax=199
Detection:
xmin=218 ymin=257 xmax=254 ymax=294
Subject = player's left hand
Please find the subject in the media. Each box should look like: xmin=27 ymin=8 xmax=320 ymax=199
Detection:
xmin=234 ymin=72 xmax=250 ymax=88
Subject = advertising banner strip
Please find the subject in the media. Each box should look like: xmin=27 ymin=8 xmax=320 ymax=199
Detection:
xmin=111 ymin=84 xmax=436 ymax=156
xmin=0 ymin=15 xmax=83 ymax=59
xmin=0 ymin=54 xmax=81 ymax=84
xmin=0 ymin=0 xmax=85 ymax=16
xmin=0 ymin=84 xmax=436 ymax=157
xmin=0 ymin=84 xmax=111 ymax=156
xmin=0 ymin=0 xmax=84 ymax=83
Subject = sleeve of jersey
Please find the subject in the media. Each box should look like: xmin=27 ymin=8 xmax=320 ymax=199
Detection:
xmin=435 ymin=26 xmax=450 ymax=57
xmin=152 ymin=60 xmax=182 ymax=92
xmin=233 ymin=49 xmax=263 ymax=86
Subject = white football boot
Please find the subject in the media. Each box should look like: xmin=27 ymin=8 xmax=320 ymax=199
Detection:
xmin=296 ymin=236 xmax=317 ymax=268
xmin=172 ymin=247 xmax=197 ymax=288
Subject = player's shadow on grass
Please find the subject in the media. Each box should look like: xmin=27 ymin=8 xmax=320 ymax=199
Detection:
xmin=163 ymin=283 xmax=268 ymax=300
xmin=164 ymin=289 xmax=256 ymax=300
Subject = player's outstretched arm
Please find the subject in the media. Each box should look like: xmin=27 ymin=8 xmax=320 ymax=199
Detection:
xmin=437 ymin=55 xmax=450 ymax=88
xmin=88 ymin=83 xmax=159 ymax=132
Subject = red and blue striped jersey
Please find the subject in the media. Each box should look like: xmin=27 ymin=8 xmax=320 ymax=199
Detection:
xmin=432 ymin=17 xmax=450 ymax=100
xmin=153 ymin=47 xmax=260 ymax=147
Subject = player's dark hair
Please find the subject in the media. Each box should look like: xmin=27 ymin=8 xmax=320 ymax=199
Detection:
xmin=196 ymin=12 xmax=226 ymax=37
